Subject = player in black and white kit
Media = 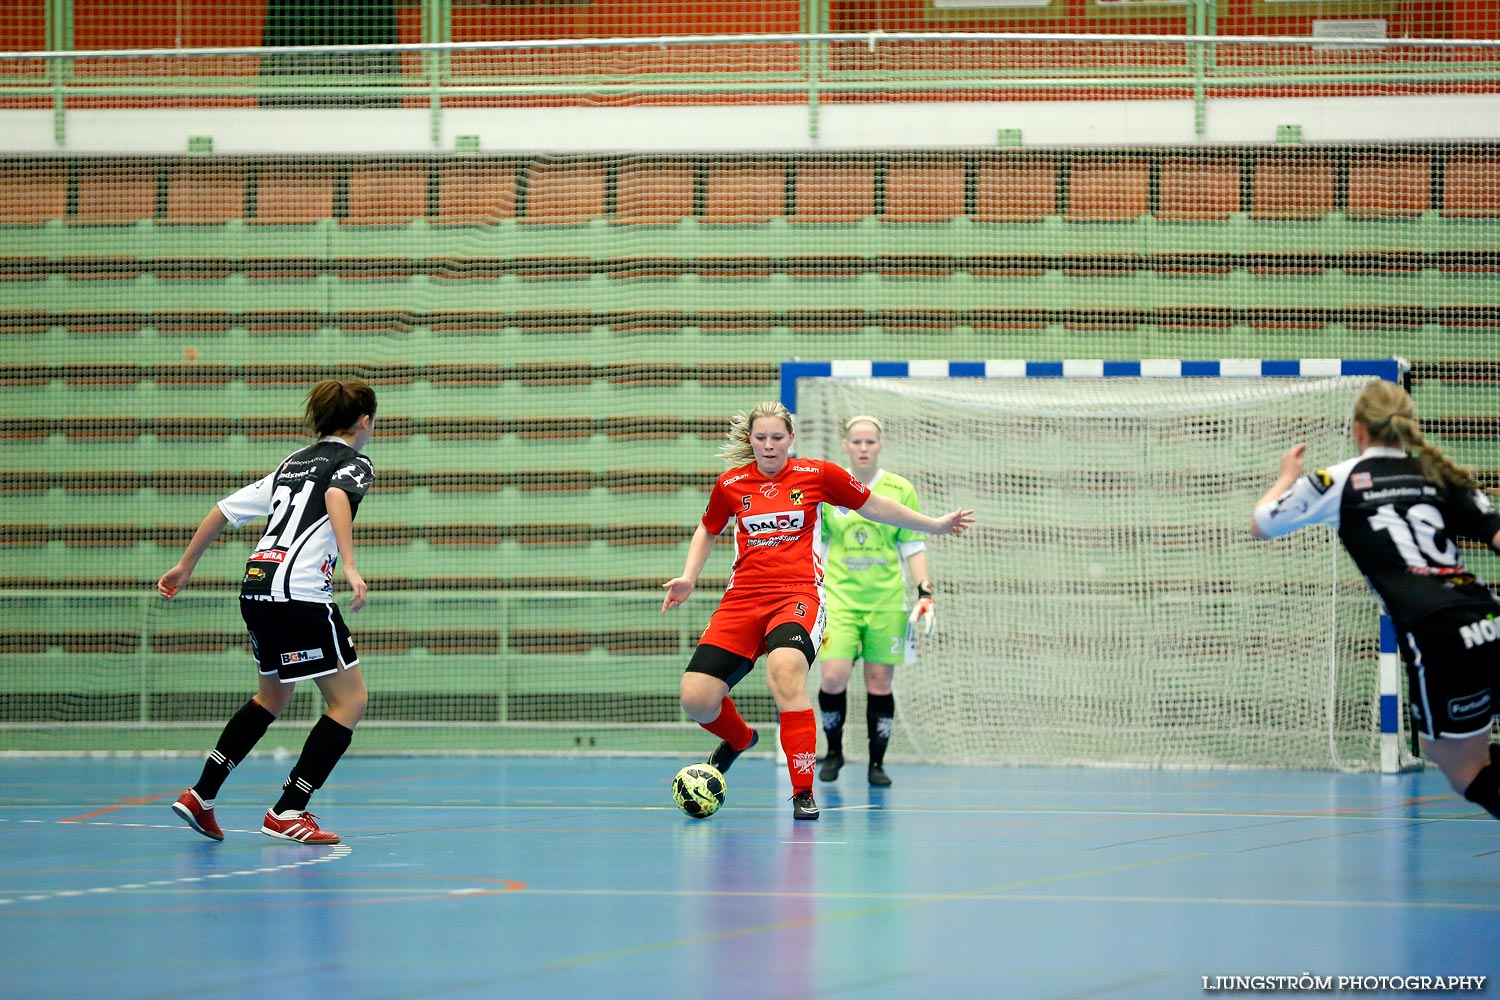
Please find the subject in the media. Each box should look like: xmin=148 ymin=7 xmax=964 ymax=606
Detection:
xmin=163 ymin=380 xmax=377 ymax=845
xmin=1253 ymin=379 xmax=1500 ymax=821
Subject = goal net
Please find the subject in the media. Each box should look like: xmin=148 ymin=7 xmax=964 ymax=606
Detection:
xmin=789 ymin=359 xmax=1409 ymax=772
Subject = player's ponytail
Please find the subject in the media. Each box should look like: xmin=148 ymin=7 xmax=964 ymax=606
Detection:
xmin=1353 ymin=380 xmax=1479 ymax=492
xmin=305 ymin=378 xmax=378 ymax=438
xmin=717 ymin=401 xmax=794 ymax=467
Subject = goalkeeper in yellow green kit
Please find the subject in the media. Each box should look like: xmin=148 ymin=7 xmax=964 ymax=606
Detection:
xmin=815 ymin=415 xmax=935 ymax=787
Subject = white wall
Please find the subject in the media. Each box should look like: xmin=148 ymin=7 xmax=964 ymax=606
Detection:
xmin=2 ymin=94 xmax=1498 ymax=154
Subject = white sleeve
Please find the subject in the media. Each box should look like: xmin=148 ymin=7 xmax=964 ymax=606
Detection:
xmin=897 ymin=539 xmax=927 ymax=559
xmin=1253 ymin=470 xmax=1343 ymax=539
xmin=216 ymin=472 xmax=275 ymax=528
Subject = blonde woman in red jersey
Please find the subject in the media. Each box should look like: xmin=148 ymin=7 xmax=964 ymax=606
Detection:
xmin=662 ymin=401 xmax=974 ymax=819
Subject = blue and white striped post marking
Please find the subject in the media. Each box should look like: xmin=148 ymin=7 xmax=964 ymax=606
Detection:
xmin=780 ymin=358 xmax=1406 ymax=417
xmin=781 ymin=358 xmax=1412 ymax=773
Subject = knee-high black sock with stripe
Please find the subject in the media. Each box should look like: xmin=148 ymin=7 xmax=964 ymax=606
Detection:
xmin=193 ymin=698 xmax=276 ymax=802
xmin=273 ymin=714 xmax=354 ymax=815
xmin=867 ymin=692 xmax=895 ymax=767
xmin=818 ymin=688 xmax=847 ymax=756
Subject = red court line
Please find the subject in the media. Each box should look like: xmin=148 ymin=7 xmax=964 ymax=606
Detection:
xmin=60 ymin=793 xmax=172 ymax=823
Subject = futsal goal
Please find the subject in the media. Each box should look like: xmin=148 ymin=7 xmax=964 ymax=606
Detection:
xmin=785 ymin=358 xmax=1414 ymax=773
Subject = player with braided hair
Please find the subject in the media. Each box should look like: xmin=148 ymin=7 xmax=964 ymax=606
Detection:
xmin=815 ymin=415 xmax=936 ymax=787
xmin=1253 ymin=379 xmax=1500 ymax=819
xmin=663 ymin=401 xmax=973 ymax=820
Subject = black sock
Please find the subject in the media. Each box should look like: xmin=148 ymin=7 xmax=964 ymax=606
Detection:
xmin=867 ymin=692 xmax=895 ymax=766
xmin=272 ymin=715 xmax=353 ymax=815
xmin=193 ymin=699 xmax=276 ymax=801
xmin=818 ymin=689 xmax=846 ymax=756
xmin=1464 ymin=763 xmax=1500 ymax=821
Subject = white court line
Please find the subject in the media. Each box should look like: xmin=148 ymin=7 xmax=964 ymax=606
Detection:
xmin=0 ymin=817 xmax=352 ymax=907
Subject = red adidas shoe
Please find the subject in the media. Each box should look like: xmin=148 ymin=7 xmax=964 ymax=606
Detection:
xmin=261 ymin=809 xmax=340 ymax=845
xmin=171 ymin=788 xmax=224 ymax=841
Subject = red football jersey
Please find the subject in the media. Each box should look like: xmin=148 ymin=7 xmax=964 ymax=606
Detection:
xmin=702 ymin=458 xmax=870 ymax=592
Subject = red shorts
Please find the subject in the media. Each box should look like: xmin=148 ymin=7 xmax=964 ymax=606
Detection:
xmin=698 ymin=586 xmax=826 ymax=661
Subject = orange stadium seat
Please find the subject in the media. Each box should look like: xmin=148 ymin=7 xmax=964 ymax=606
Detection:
xmin=615 ymin=160 xmax=695 ymax=224
xmin=703 ymin=161 xmax=786 ymax=223
xmin=1440 ymin=152 xmax=1500 ymax=218
xmin=884 ymin=159 xmax=965 ymax=223
xmin=523 ymin=160 xmax=606 ymax=223
xmin=0 ymin=162 xmax=67 ymax=223
xmin=1347 ymin=153 xmax=1431 ymax=219
xmin=165 ymin=163 xmax=247 ymax=224
xmin=792 ymin=161 xmax=875 ymax=223
xmin=435 ymin=161 xmax=520 ymax=224
xmin=253 ymin=165 xmax=335 ymax=223
xmin=75 ymin=162 xmax=156 ymax=223
xmin=347 ymin=163 xmax=428 ymax=224
xmin=1250 ymin=153 xmax=1336 ymax=220
xmin=1158 ymin=155 xmax=1241 ymax=221
xmin=1066 ymin=157 xmax=1150 ymax=222
xmin=973 ymin=157 xmax=1056 ymax=222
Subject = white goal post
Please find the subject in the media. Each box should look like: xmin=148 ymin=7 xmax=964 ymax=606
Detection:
xmin=783 ymin=358 xmax=1414 ymax=773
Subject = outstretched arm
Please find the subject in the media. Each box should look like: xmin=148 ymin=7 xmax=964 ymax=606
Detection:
xmin=1250 ymin=443 xmax=1307 ymax=540
xmin=859 ymin=493 xmax=974 ymax=537
xmin=158 ymin=506 xmax=230 ymax=600
xmin=662 ymin=523 xmax=718 ymax=612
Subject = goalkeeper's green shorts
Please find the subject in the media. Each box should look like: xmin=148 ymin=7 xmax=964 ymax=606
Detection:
xmin=820 ymin=606 xmax=913 ymax=666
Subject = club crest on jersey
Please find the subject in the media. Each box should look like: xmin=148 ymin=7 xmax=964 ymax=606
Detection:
xmin=1307 ymin=469 xmax=1334 ymax=493
xmin=1351 ymin=472 xmax=1373 ymax=490
xmin=790 ymin=488 xmax=803 ymax=505
xmin=741 ymin=509 xmax=804 ymax=535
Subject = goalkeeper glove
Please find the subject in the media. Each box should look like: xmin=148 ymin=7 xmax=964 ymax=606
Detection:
xmin=908 ymin=582 xmax=935 ymax=638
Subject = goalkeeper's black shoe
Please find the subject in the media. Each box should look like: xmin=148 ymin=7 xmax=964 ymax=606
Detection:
xmin=867 ymin=763 xmax=892 ymax=787
xmin=818 ymin=751 xmax=844 ymax=782
xmin=791 ymin=790 xmax=820 ymax=821
xmin=708 ymin=729 xmax=758 ymax=775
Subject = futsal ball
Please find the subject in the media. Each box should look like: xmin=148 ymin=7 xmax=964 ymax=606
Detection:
xmin=672 ymin=763 xmax=726 ymax=818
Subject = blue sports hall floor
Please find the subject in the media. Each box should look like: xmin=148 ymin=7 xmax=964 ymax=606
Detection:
xmin=1 ymin=753 xmax=1497 ymax=1000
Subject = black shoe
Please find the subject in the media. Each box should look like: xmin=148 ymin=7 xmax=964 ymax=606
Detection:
xmin=791 ymin=790 xmax=820 ymax=821
xmin=707 ymin=729 xmax=758 ymax=775
xmin=867 ymin=762 xmax=892 ymax=787
xmin=818 ymin=751 xmax=844 ymax=782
